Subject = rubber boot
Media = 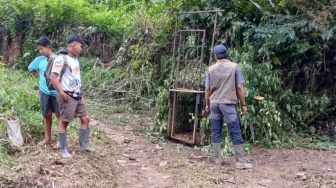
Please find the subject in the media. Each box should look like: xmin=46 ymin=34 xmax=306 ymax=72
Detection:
xmin=233 ymin=144 xmax=253 ymax=169
xmin=79 ymin=128 xmax=95 ymax=152
xmin=58 ymin=133 xmax=72 ymax=158
xmin=84 ymin=128 xmax=95 ymax=152
xmin=213 ymin=143 xmax=224 ymax=165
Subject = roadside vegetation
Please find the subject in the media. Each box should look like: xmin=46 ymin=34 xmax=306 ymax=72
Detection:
xmin=1 ymin=0 xmax=336 ymax=169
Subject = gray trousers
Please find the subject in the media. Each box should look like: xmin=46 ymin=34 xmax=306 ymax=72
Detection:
xmin=210 ymin=103 xmax=243 ymax=145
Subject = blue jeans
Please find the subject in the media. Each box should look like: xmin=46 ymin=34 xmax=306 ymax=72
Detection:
xmin=210 ymin=103 xmax=243 ymax=145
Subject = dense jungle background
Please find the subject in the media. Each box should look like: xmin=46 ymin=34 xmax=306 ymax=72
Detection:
xmin=1 ymin=0 xmax=336 ymax=187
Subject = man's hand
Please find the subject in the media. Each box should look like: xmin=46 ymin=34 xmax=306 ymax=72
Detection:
xmin=205 ymin=105 xmax=210 ymax=113
xmin=60 ymin=92 xmax=68 ymax=102
xmin=241 ymin=106 xmax=248 ymax=115
xmin=202 ymin=105 xmax=210 ymax=117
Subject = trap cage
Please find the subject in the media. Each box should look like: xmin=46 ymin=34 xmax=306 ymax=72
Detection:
xmin=168 ymin=10 xmax=224 ymax=145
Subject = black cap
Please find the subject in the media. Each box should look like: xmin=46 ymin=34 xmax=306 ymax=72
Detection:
xmin=67 ymin=34 xmax=83 ymax=44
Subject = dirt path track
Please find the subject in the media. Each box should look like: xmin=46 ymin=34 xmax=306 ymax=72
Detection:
xmin=92 ymin=119 xmax=175 ymax=188
xmin=1 ymin=112 xmax=336 ymax=187
xmin=92 ymin=117 xmax=336 ymax=188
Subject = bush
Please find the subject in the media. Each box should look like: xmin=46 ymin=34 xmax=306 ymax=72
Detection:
xmin=0 ymin=63 xmax=45 ymax=165
xmin=231 ymin=46 xmax=330 ymax=148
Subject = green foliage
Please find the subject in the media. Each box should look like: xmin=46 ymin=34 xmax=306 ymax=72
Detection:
xmin=147 ymin=0 xmax=335 ymax=150
xmin=0 ymin=0 xmax=161 ymax=69
xmin=0 ymin=69 xmax=45 ymax=166
xmin=311 ymin=136 xmax=336 ymax=150
xmin=0 ymin=0 xmax=36 ymax=36
xmin=0 ymin=0 xmax=177 ymax=107
xmin=0 ymin=0 xmax=335 ymax=153
xmin=204 ymin=0 xmax=336 ymax=96
xmin=35 ymin=0 xmax=92 ymax=32
xmin=231 ymin=46 xmax=330 ymax=148
xmin=86 ymin=2 xmax=138 ymax=34
xmin=200 ymin=116 xmax=211 ymax=145
xmin=81 ymin=56 xmax=157 ymax=114
xmin=0 ymin=70 xmax=43 ymax=134
xmin=279 ymin=90 xmax=330 ymax=130
xmin=150 ymin=87 xmax=169 ymax=133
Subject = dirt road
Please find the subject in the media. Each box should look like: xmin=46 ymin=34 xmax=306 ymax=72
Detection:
xmin=1 ymin=114 xmax=336 ymax=188
xmin=92 ymin=116 xmax=336 ymax=188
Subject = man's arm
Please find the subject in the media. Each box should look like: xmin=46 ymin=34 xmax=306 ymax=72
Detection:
xmin=28 ymin=57 xmax=42 ymax=77
xmin=205 ymin=88 xmax=210 ymax=112
xmin=205 ymin=70 xmax=211 ymax=113
xmin=50 ymin=56 xmax=69 ymax=102
xmin=50 ymin=72 xmax=68 ymax=102
xmin=236 ymin=84 xmax=246 ymax=105
xmin=236 ymin=84 xmax=247 ymax=114
xmin=50 ymin=73 xmax=62 ymax=93
xmin=235 ymin=65 xmax=247 ymax=115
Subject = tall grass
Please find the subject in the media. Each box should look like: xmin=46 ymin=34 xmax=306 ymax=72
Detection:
xmin=0 ymin=63 xmax=44 ymax=165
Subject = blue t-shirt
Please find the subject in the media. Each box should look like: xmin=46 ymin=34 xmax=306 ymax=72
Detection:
xmin=28 ymin=56 xmax=58 ymax=96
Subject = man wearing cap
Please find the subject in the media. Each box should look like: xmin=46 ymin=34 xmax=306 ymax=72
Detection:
xmin=50 ymin=34 xmax=94 ymax=158
xmin=28 ymin=37 xmax=60 ymax=148
xmin=205 ymin=44 xmax=253 ymax=169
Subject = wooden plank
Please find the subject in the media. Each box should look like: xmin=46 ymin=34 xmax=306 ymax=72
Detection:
xmin=169 ymin=88 xmax=205 ymax=93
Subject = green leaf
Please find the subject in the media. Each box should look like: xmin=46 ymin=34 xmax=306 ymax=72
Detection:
xmin=286 ymin=104 xmax=291 ymax=112
xmin=273 ymin=57 xmax=281 ymax=65
xmin=150 ymin=0 xmax=164 ymax=3
xmin=309 ymin=126 xmax=316 ymax=134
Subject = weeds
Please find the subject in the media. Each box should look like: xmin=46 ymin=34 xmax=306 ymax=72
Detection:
xmin=0 ymin=67 xmax=120 ymax=186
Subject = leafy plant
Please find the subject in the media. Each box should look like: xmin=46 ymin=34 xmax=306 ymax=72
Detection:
xmin=0 ymin=0 xmax=335 ymax=153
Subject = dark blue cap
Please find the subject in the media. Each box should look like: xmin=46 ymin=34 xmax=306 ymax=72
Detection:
xmin=67 ymin=34 xmax=83 ymax=44
xmin=214 ymin=44 xmax=228 ymax=58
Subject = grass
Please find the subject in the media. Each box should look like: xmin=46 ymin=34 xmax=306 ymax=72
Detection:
xmin=282 ymin=134 xmax=336 ymax=151
xmin=0 ymin=68 xmax=121 ymax=187
xmin=161 ymin=146 xmax=239 ymax=188
xmin=86 ymin=100 xmax=130 ymax=127
xmin=86 ymin=98 xmax=155 ymax=134
xmin=1 ymin=65 xmax=336 ymax=187
xmin=0 ymin=123 xmax=120 ymax=187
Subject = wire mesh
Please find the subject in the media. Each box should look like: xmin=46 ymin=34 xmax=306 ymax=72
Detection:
xmin=168 ymin=10 xmax=224 ymax=145
xmin=175 ymin=30 xmax=205 ymax=89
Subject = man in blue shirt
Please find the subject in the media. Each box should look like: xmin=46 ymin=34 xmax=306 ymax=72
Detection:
xmin=28 ymin=37 xmax=59 ymax=147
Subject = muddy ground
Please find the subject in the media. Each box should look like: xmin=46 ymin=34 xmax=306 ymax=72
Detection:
xmin=1 ymin=112 xmax=336 ymax=188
